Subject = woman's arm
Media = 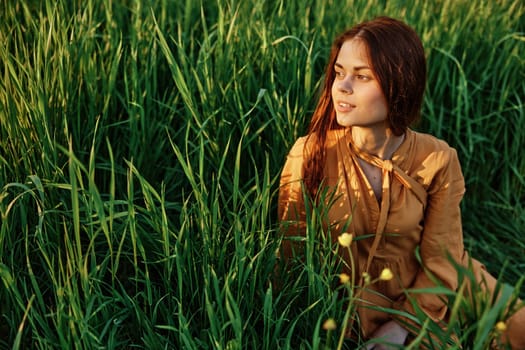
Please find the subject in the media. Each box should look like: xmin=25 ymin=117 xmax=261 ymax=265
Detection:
xmin=278 ymin=137 xmax=308 ymax=260
xmin=395 ymin=147 xmax=466 ymax=324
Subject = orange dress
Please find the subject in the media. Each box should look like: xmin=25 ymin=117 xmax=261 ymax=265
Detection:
xmin=278 ymin=127 xmax=524 ymax=345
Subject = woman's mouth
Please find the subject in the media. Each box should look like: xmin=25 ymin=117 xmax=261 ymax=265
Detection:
xmin=336 ymin=101 xmax=355 ymax=112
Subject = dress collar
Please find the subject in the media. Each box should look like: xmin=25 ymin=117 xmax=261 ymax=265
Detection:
xmin=342 ymin=128 xmax=413 ymax=168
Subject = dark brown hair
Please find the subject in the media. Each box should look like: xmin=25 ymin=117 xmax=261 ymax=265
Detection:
xmin=304 ymin=16 xmax=427 ymax=196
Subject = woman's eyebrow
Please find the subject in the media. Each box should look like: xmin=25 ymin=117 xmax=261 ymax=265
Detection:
xmin=334 ymin=62 xmax=371 ymax=71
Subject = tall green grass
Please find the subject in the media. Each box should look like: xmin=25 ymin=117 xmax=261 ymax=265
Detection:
xmin=0 ymin=0 xmax=523 ymax=348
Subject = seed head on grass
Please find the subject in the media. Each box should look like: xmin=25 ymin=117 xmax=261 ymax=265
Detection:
xmin=338 ymin=232 xmax=353 ymax=247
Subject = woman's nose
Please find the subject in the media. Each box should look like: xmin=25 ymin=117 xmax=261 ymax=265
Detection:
xmin=337 ymin=78 xmax=353 ymax=94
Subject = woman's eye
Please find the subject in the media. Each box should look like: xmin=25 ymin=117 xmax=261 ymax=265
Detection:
xmin=356 ymin=74 xmax=370 ymax=81
xmin=335 ymin=71 xmax=344 ymax=78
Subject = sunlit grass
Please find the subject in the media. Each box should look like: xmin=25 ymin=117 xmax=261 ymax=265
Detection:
xmin=0 ymin=0 xmax=524 ymax=348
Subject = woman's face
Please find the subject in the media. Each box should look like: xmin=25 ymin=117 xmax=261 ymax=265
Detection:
xmin=331 ymin=39 xmax=388 ymax=129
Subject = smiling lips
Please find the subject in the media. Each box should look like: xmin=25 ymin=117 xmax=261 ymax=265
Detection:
xmin=336 ymin=101 xmax=356 ymax=112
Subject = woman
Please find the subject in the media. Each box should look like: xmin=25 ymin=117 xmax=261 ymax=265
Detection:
xmin=278 ymin=16 xmax=524 ymax=349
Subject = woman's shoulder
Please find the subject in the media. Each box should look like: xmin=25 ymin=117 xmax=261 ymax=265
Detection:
xmin=405 ymin=130 xmax=465 ymax=194
xmin=286 ymin=135 xmax=308 ymax=158
xmin=406 ymin=130 xmax=463 ymax=187
xmin=409 ymin=129 xmax=459 ymax=162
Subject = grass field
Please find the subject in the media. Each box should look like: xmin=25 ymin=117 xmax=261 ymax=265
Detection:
xmin=0 ymin=0 xmax=524 ymax=348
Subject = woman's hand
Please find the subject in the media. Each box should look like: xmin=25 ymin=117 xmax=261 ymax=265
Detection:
xmin=365 ymin=320 xmax=408 ymax=350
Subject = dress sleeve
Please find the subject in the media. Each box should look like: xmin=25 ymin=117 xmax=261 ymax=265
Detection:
xmin=278 ymin=137 xmax=308 ymax=260
xmin=395 ymin=147 xmax=465 ymax=324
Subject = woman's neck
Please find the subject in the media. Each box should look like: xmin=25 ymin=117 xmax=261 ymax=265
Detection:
xmin=351 ymin=126 xmax=405 ymax=160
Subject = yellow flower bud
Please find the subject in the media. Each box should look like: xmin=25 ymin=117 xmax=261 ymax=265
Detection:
xmin=339 ymin=273 xmax=350 ymax=284
xmin=362 ymin=271 xmax=371 ymax=285
xmin=322 ymin=318 xmax=337 ymax=331
xmin=495 ymin=321 xmax=507 ymax=333
xmin=379 ymin=268 xmax=393 ymax=281
xmin=338 ymin=233 xmax=353 ymax=247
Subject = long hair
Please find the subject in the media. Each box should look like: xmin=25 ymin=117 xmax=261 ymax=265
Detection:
xmin=303 ymin=16 xmax=427 ymax=196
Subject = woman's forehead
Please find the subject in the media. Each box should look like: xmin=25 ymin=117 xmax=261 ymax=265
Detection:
xmin=336 ymin=39 xmax=372 ymax=68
